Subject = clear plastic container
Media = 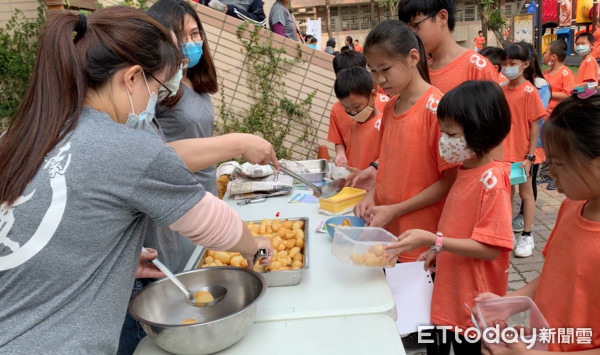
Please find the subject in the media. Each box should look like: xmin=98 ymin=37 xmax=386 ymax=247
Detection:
xmin=475 ymin=296 xmax=550 ymax=351
xmin=331 ymin=227 xmax=397 ymax=268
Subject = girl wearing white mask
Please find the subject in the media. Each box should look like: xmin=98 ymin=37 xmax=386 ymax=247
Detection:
xmin=0 ymin=7 xmax=273 ymax=353
xmin=500 ymin=43 xmax=547 ymax=258
xmin=384 ymin=81 xmax=514 ymax=354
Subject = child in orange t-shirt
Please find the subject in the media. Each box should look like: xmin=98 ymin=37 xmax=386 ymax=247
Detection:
xmin=476 ymin=92 xmax=600 ymax=353
xmin=472 ymin=30 xmax=486 ymax=52
xmin=543 ymin=39 xmax=576 ymax=114
xmin=574 ymin=32 xmax=599 ymax=86
xmin=480 ymin=46 xmax=509 ymax=85
xmin=398 ymin=0 xmax=498 ymax=94
xmin=333 ymin=67 xmax=382 ymax=190
xmin=386 ymin=81 xmax=513 ymax=354
xmin=328 ymin=51 xmax=388 ymax=167
xmin=501 ymin=44 xmax=547 ymax=257
xmin=354 ymin=20 xmax=458 ymax=263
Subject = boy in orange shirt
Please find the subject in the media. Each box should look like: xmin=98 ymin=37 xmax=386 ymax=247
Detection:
xmin=472 ymin=30 xmax=485 ymax=52
xmin=480 ymin=46 xmax=509 ymax=85
xmin=328 ymin=51 xmax=387 ymax=167
xmin=543 ymin=39 xmax=576 ymax=114
xmin=397 ymin=0 xmax=498 ymax=94
xmin=333 ymin=67 xmax=382 ymax=190
xmin=574 ymin=32 xmax=599 ymax=86
xmin=476 ymin=93 xmax=600 ymax=353
xmin=386 ymin=81 xmax=513 ymax=353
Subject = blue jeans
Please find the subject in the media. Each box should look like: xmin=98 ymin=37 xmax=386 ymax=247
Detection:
xmin=117 ymin=280 xmax=148 ymax=355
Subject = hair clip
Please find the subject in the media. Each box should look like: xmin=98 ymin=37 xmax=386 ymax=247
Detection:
xmin=570 ymin=86 xmax=597 ymax=99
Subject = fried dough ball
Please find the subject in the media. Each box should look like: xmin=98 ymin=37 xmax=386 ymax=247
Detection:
xmin=181 ymin=318 xmax=197 ymax=325
xmin=194 ymin=291 xmax=214 ymax=304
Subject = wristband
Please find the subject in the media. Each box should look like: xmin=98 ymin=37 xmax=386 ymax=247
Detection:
xmin=369 ymin=162 xmax=378 ymax=170
xmin=431 ymin=232 xmax=444 ymax=254
xmin=525 ymin=154 xmax=535 ymax=162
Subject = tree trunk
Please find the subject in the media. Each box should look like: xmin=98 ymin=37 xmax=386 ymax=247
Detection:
xmin=325 ymin=0 xmax=332 ymax=37
xmin=370 ymin=0 xmax=376 ymax=27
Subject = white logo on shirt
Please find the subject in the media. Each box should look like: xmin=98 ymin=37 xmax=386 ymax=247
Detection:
xmin=378 ymin=94 xmax=390 ymax=103
xmin=524 ymin=86 xmax=534 ymax=93
xmin=562 ymin=69 xmax=569 ymax=77
xmin=469 ymin=54 xmax=488 ymax=70
xmin=374 ymin=118 xmax=382 ymax=131
xmin=480 ymin=169 xmax=498 ymax=190
xmin=0 ymin=143 xmax=71 ymax=271
xmin=425 ymin=95 xmax=439 ymax=113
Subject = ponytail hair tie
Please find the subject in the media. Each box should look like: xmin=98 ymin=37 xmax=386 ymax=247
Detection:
xmin=74 ymin=13 xmax=87 ymax=42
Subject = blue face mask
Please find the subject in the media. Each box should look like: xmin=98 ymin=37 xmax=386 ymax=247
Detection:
xmin=125 ymin=71 xmax=157 ymax=130
xmin=183 ymin=41 xmax=203 ymax=69
xmin=575 ymin=44 xmax=590 ymax=56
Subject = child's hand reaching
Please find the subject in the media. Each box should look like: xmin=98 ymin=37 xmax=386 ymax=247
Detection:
xmin=384 ymin=229 xmax=436 ymax=263
xmin=345 ymin=166 xmax=376 ymax=191
xmin=334 ymin=154 xmax=348 ymax=167
xmin=417 ymin=249 xmax=437 ymax=272
xmin=364 ymin=205 xmax=396 ymax=228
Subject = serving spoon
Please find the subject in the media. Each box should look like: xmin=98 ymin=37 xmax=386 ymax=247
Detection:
xmin=142 ymin=247 xmax=227 ymax=307
xmin=273 ymin=164 xmax=345 ymax=199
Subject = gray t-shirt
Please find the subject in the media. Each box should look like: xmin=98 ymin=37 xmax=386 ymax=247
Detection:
xmin=149 ymin=85 xmax=217 ymax=272
xmin=269 ymin=1 xmax=297 ymax=40
xmin=0 ymin=107 xmax=205 ymax=353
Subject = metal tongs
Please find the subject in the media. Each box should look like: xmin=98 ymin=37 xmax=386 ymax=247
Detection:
xmin=253 ymin=248 xmax=268 ymax=266
xmin=237 ymin=196 xmax=267 ymax=205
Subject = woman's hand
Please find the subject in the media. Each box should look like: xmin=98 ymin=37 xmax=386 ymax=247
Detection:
xmin=241 ymin=235 xmax=274 ymax=269
xmin=136 ymin=247 xmax=165 ymax=279
xmin=520 ymin=159 xmax=532 ymax=177
xmin=240 ymin=134 xmax=279 ymax=170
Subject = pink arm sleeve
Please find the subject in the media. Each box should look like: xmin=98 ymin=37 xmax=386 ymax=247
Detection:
xmin=169 ymin=192 xmax=243 ymax=250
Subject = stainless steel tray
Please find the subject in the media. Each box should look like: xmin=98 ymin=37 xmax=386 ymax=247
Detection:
xmin=196 ymin=217 xmax=309 ymax=287
xmin=296 ymin=159 xmax=329 ymax=183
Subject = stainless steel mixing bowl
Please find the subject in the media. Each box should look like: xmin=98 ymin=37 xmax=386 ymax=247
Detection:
xmin=129 ymin=267 xmax=266 ymax=354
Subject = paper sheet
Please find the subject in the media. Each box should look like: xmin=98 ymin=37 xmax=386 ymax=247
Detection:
xmin=385 ymin=261 xmax=434 ymax=334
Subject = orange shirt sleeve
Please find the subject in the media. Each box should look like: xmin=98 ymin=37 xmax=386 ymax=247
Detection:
xmin=575 ymin=56 xmax=599 ymax=85
xmin=471 ymin=186 xmax=513 ymax=250
xmin=327 ymin=102 xmax=353 ymax=146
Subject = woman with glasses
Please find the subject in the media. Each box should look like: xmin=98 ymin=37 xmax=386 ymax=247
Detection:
xmin=116 ymin=3 xmax=279 ymax=353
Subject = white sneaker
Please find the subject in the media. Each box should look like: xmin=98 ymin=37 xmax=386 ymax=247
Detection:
xmin=208 ymin=0 xmax=227 ymax=12
xmin=514 ymin=234 xmax=534 ymax=257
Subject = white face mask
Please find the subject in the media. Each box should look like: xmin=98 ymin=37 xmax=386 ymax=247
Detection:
xmin=161 ymin=65 xmax=183 ymax=100
xmin=501 ymin=65 xmax=522 ymax=80
xmin=438 ymin=133 xmax=475 ymax=164
xmin=125 ymin=71 xmax=157 ymax=130
xmin=575 ymin=45 xmax=590 ymax=56
xmin=349 ymin=105 xmax=374 ymax=123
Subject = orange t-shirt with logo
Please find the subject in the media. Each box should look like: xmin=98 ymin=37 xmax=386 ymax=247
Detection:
xmin=328 ymin=93 xmax=390 ymax=159
xmin=347 ymin=114 xmax=383 ymax=170
xmin=375 ymin=86 xmax=454 ymax=262
xmin=354 ymin=44 xmax=363 ymax=52
xmin=431 ymin=161 xmax=513 ymax=331
xmin=502 ymin=82 xmax=546 ymax=163
xmin=543 ymin=65 xmax=576 ymax=114
xmin=429 ymin=49 xmax=498 ymax=94
xmin=575 ymin=55 xmax=599 ymax=85
xmin=535 ymin=199 xmax=600 ymax=352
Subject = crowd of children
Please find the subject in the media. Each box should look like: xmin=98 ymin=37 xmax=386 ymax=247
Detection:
xmin=326 ymin=0 xmax=600 ymax=353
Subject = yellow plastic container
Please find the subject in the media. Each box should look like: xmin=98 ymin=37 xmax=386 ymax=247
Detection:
xmin=319 ymin=187 xmax=366 ymax=213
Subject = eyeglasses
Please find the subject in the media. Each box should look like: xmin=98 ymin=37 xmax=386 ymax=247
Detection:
xmin=183 ymin=29 xmax=205 ymax=44
xmin=146 ymin=72 xmax=173 ymax=101
xmin=410 ymin=15 xmax=433 ymax=32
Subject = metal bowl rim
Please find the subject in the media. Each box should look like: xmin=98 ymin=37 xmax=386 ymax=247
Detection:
xmin=128 ymin=266 xmax=266 ymax=328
